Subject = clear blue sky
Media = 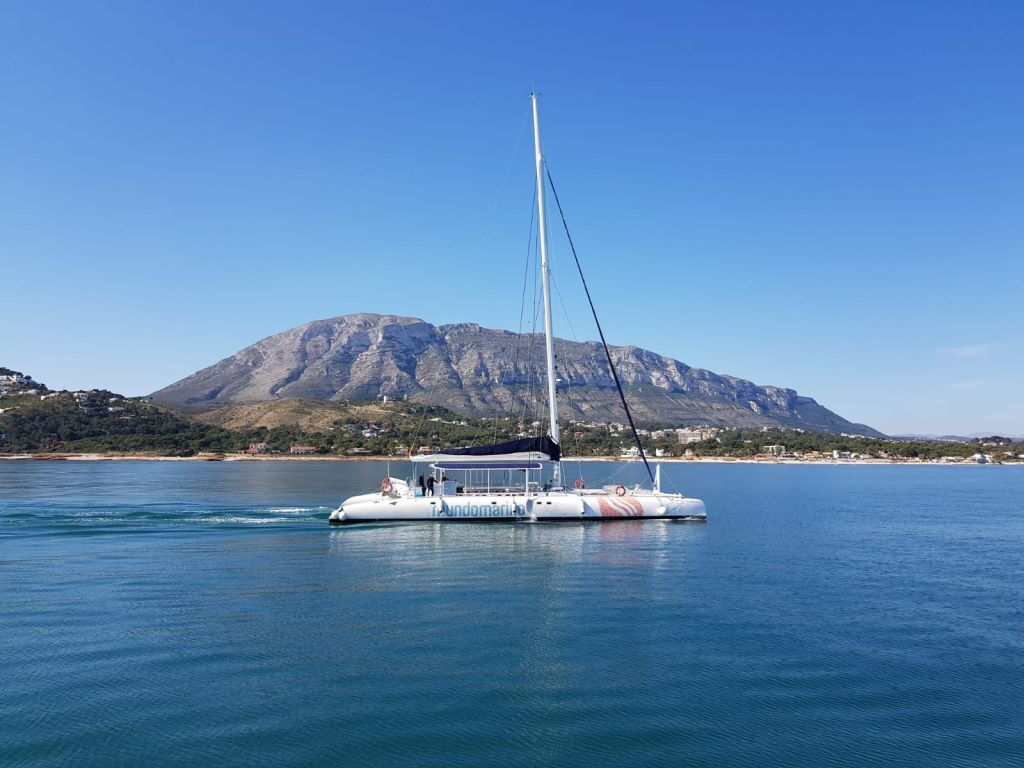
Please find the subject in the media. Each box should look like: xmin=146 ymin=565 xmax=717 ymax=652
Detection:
xmin=2 ymin=1 xmax=1021 ymax=435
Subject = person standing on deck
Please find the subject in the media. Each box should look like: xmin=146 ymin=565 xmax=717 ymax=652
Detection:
xmin=418 ymin=474 xmax=426 ymax=497
xmin=426 ymin=475 xmax=436 ymax=496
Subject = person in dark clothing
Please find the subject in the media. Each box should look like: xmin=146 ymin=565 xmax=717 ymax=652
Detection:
xmin=418 ymin=474 xmax=426 ymax=496
xmin=426 ymin=475 xmax=436 ymax=496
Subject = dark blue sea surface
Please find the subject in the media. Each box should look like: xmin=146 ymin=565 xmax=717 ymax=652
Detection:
xmin=1 ymin=460 xmax=1022 ymax=767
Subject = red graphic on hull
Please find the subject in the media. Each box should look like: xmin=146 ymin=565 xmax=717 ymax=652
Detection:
xmin=597 ymin=496 xmax=644 ymax=517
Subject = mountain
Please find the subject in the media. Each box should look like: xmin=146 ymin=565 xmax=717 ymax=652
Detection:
xmin=894 ymin=433 xmax=1024 ymax=442
xmin=151 ymin=313 xmax=883 ymax=437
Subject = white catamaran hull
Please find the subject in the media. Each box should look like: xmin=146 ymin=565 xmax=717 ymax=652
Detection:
xmin=328 ymin=490 xmax=706 ymax=525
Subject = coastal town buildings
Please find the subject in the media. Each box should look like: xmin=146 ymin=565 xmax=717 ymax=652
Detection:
xmin=0 ymin=372 xmax=29 ymax=396
xmin=675 ymin=427 xmax=718 ymax=444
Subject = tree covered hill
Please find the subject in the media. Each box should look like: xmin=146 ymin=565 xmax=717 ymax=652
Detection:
xmin=0 ymin=370 xmax=515 ymax=455
xmin=0 ymin=385 xmax=240 ymax=454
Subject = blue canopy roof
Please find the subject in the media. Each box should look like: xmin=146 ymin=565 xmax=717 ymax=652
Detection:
xmin=413 ymin=435 xmax=560 ymax=464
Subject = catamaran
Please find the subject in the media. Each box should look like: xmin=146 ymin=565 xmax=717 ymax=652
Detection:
xmin=329 ymin=94 xmax=706 ymax=525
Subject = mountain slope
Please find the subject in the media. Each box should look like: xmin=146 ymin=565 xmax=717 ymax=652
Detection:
xmin=151 ymin=313 xmax=882 ymax=436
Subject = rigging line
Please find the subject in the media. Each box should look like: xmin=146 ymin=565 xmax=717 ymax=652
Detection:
xmin=596 ymin=459 xmax=632 ymax=485
xmin=409 ymin=400 xmax=433 ymax=457
xmin=660 ymin=464 xmax=685 ymax=495
xmin=545 ymin=165 xmax=654 ymax=484
xmin=525 ymin=298 xmax=544 ymax=436
xmin=470 ymin=106 xmax=531 ymax=273
xmin=557 ymin=353 xmax=579 ymax=467
xmin=426 ymin=119 xmax=530 ymax=454
xmin=455 ymin=179 xmax=536 ymax=450
xmin=493 ymin=181 xmax=538 ymax=446
xmin=550 ymin=272 xmax=582 ymax=342
xmin=504 ymin=179 xmax=538 ymax=428
xmin=548 ymin=271 xmax=584 ymax=474
xmin=547 ymin=279 xmax=625 ymax=440
xmin=557 ymin=354 xmax=583 ymax=476
xmin=532 ymin=288 xmax=545 ymax=434
xmin=548 ymin=212 xmax=629 ymax=440
xmin=456 ymin=111 xmax=530 ymax=450
xmin=523 ymin=231 xmax=542 ymax=433
xmin=542 ymin=183 xmax=560 ymax=444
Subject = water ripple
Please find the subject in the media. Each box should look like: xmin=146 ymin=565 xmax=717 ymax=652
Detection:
xmin=1 ymin=462 xmax=1022 ymax=767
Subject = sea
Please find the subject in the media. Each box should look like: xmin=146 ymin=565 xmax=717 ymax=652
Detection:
xmin=1 ymin=460 xmax=1022 ymax=767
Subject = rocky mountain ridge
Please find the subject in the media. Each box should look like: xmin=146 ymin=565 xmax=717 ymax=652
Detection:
xmin=151 ymin=313 xmax=882 ymax=436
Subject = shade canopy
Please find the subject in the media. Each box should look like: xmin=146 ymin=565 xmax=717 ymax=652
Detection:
xmin=433 ymin=461 xmax=543 ymax=471
xmin=412 ymin=435 xmax=560 ymax=464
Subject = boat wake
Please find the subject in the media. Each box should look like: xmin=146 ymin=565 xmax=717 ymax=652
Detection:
xmin=0 ymin=503 xmax=333 ymax=536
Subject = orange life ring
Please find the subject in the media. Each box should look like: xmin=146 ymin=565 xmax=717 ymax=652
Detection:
xmin=574 ymin=478 xmax=585 ymax=489
xmin=615 ymin=485 xmax=626 ymax=497
xmin=381 ymin=478 xmax=393 ymax=494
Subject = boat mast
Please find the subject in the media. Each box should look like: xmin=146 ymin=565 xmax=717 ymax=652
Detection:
xmin=530 ymin=92 xmax=561 ymax=467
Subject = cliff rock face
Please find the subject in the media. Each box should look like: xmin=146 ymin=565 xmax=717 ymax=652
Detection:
xmin=152 ymin=313 xmax=881 ymax=436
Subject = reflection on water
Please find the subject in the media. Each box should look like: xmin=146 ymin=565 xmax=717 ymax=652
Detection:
xmin=325 ymin=518 xmax=690 ymax=571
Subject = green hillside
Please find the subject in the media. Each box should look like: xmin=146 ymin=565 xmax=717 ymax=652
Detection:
xmin=2 ymin=369 xmax=1021 ymax=461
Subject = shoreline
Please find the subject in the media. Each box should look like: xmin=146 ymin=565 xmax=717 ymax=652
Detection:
xmin=0 ymin=453 xmax=1017 ymax=466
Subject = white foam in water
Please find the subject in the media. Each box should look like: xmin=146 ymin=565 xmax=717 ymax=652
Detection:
xmin=206 ymin=516 xmax=296 ymax=525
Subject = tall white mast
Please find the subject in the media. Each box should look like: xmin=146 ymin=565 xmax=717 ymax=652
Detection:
xmin=531 ymin=92 xmax=560 ymax=452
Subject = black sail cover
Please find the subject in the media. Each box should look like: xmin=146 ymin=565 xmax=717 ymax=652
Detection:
xmin=434 ymin=435 xmax=561 ymax=462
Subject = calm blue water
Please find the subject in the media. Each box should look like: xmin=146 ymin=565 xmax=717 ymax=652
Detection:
xmin=1 ymin=460 xmax=1022 ymax=767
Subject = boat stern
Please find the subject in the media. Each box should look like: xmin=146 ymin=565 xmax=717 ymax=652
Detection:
xmin=329 ymin=491 xmax=380 ymax=525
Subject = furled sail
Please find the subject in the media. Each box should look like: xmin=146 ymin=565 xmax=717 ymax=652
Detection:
xmin=412 ymin=435 xmax=560 ymax=464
